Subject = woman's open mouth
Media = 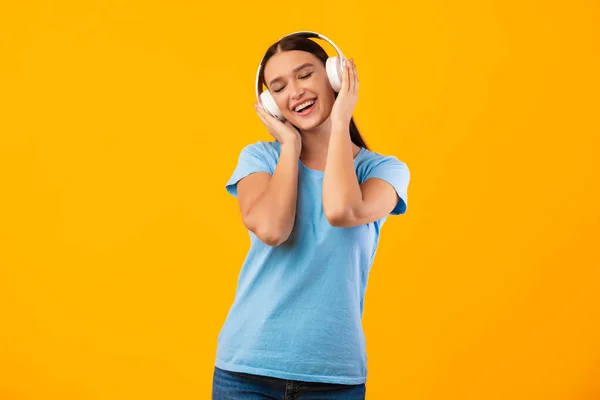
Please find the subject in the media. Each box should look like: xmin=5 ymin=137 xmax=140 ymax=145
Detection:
xmin=293 ymin=98 xmax=317 ymax=117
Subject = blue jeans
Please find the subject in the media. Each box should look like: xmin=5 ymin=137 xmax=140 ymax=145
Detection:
xmin=212 ymin=366 xmax=366 ymax=400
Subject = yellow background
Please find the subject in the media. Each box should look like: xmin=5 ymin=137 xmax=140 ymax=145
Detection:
xmin=1 ymin=0 xmax=599 ymax=398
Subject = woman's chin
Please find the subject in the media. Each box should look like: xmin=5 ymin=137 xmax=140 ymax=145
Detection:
xmin=291 ymin=113 xmax=325 ymax=131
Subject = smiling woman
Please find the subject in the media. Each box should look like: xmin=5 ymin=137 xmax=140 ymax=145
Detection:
xmin=255 ymin=33 xmax=368 ymax=150
xmin=269 ymin=62 xmax=318 ymax=115
xmin=212 ymin=31 xmax=411 ymax=400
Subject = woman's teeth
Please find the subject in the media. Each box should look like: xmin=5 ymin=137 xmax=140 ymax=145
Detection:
xmin=294 ymin=99 xmax=315 ymax=112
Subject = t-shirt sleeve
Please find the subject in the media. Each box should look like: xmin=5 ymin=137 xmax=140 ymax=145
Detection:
xmin=364 ymin=156 xmax=410 ymax=215
xmin=225 ymin=143 xmax=274 ymax=198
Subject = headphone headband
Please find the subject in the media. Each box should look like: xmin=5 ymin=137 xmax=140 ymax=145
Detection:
xmin=255 ymin=31 xmax=346 ymax=105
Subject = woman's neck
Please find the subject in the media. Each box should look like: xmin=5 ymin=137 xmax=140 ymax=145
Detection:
xmin=298 ymin=117 xmax=360 ymax=167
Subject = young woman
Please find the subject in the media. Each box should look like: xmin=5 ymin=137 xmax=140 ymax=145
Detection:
xmin=212 ymin=32 xmax=410 ymax=400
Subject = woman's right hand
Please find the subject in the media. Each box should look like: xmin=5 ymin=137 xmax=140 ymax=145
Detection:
xmin=255 ymin=103 xmax=302 ymax=157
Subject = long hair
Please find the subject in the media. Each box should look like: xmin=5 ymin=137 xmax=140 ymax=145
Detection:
xmin=258 ymin=34 xmax=369 ymax=150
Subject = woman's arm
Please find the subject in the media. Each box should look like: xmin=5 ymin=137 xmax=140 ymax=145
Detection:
xmin=236 ymin=143 xmax=299 ymax=246
xmin=322 ymin=124 xmax=398 ymax=228
xmin=323 ymin=58 xmax=400 ymax=227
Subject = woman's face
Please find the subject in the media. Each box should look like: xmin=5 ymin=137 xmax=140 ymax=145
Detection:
xmin=263 ymin=50 xmax=336 ymax=130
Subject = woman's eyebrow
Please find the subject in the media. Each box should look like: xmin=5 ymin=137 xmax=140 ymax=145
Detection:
xmin=269 ymin=63 xmax=314 ymax=86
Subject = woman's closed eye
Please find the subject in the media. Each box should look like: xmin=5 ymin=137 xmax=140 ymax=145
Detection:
xmin=273 ymin=72 xmax=313 ymax=93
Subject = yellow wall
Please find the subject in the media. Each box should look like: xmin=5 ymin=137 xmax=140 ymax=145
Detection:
xmin=1 ymin=0 xmax=599 ymax=399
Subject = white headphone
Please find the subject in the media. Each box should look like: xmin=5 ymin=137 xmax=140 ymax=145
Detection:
xmin=255 ymin=31 xmax=347 ymax=121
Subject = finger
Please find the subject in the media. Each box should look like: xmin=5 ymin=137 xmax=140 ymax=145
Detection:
xmin=255 ymin=105 xmax=271 ymax=126
xmin=255 ymin=104 xmax=284 ymax=140
xmin=348 ymin=59 xmax=355 ymax=93
xmin=353 ymin=60 xmax=359 ymax=93
xmin=257 ymin=104 xmax=279 ymax=124
xmin=255 ymin=104 xmax=271 ymax=122
xmin=254 ymin=103 xmax=263 ymax=116
xmin=256 ymin=112 xmax=266 ymax=125
xmin=341 ymin=59 xmax=349 ymax=92
xmin=255 ymin=103 xmax=267 ymax=116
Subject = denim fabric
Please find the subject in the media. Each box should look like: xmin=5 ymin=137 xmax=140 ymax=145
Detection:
xmin=212 ymin=366 xmax=366 ymax=400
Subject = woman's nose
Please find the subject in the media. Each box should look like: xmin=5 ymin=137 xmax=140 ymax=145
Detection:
xmin=290 ymin=82 xmax=304 ymax=99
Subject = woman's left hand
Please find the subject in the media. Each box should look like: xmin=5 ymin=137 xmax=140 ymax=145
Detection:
xmin=330 ymin=58 xmax=359 ymax=128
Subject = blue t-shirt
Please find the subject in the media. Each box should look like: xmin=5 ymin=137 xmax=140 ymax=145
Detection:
xmin=215 ymin=140 xmax=410 ymax=385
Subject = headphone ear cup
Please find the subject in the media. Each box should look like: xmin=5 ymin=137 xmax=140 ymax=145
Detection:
xmin=259 ymin=90 xmax=284 ymax=121
xmin=326 ymin=56 xmax=343 ymax=92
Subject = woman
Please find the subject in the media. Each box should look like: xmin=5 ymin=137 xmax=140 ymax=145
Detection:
xmin=212 ymin=32 xmax=410 ymax=400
